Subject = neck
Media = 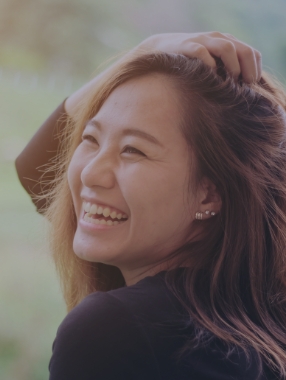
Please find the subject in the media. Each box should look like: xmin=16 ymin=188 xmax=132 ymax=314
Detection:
xmin=121 ymin=260 xmax=189 ymax=286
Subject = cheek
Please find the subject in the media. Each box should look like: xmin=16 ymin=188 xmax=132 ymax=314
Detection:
xmin=124 ymin=173 xmax=194 ymax=255
xmin=122 ymin=164 xmax=193 ymax=225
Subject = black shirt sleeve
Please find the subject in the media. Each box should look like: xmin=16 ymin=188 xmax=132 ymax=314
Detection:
xmin=49 ymin=292 xmax=161 ymax=380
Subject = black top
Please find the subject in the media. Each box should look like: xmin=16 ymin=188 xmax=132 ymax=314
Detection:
xmin=15 ymin=103 xmax=278 ymax=380
xmin=49 ymin=268 xmax=268 ymax=380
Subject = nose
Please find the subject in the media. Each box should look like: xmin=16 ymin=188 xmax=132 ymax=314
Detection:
xmin=80 ymin=152 xmax=116 ymax=189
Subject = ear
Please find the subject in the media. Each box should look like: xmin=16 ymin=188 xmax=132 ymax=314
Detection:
xmin=195 ymin=177 xmax=222 ymax=220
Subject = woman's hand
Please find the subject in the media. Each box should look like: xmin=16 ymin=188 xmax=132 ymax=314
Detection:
xmin=65 ymin=32 xmax=262 ymax=116
xmin=134 ymin=32 xmax=262 ymax=83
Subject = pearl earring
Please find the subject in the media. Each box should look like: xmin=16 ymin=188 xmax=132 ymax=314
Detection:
xmin=195 ymin=212 xmax=203 ymax=220
xmin=195 ymin=210 xmax=216 ymax=220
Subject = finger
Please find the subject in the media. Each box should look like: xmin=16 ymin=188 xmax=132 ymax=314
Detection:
xmin=234 ymin=45 xmax=258 ymax=83
xmin=222 ymin=33 xmax=239 ymax=41
xmin=180 ymin=42 xmax=217 ymax=69
xmin=254 ymin=49 xmax=262 ymax=81
xmin=204 ymin=38 xmax=241 ymax=79
xmin=222 ymin=35 xmax=260 ymax=82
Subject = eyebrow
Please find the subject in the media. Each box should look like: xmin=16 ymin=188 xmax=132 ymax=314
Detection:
xmin=86 ymin=119 xmax=164 ymax=147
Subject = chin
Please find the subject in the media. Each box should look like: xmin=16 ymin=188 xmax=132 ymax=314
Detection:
xmin=72 ymin=238 xmax=119 ymax=265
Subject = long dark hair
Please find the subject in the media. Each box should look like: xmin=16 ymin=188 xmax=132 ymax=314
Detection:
xmin=46 ymin=53 xmax=286 ymax=377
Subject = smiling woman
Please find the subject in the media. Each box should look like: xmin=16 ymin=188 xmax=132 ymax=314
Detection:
xmin=68 ymin=74 xmax=204 ymax=277
xmin=15 ymin=32 xmax=286 ymax=379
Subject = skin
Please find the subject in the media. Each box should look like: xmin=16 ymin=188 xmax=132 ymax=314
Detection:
xmin=68 ymin=74 xmax=221 ymax=285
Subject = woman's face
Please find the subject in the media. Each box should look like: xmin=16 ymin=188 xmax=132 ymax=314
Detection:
xmin=68 ymin=74 xmax=200 ymax=281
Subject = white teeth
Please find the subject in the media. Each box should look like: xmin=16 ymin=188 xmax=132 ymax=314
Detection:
xmin=83 ymin=213 xmax=124 ymax=226
xmin=84 ymin=211 xmax=126 ymax=226
xmin=97 ymin=206 xmax=103 ymax=215
xmin=103 ymin=207 xmax=110 ymax=217
xmin=88 ymin=218 xmax=99 ymax=225
xmin=83 ymin=201 xmax=128 ymax=221
xmin=83 ymin=202 xmax=91 ymax=212
xmin=110 ymin=211 xmax=117 ymax=219
xmin=90 ymin=204 xmax=97 ymax=214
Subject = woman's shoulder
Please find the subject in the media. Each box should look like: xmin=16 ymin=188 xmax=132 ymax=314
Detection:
xmin=54 ymin=285 xmax=156 ymax=347
xmin=50 ymin=271 xmax=272 ymax=380
xmin=55 ymin=269 xmax=179 ymax=337
xmin=61 ymin=269 xmax=178 ymax=325
xmin=49 ymin=289 xmax=161 ymax=379
xmin=56 ymin=269 xmax=185 ymax=341
xmin=49 ymin=270 xmax=185 ymax=379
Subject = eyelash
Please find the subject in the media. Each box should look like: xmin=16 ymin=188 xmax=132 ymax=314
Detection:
xmin=82 ymin=134 xmax=97 ymax=143
xmin=123 ymin=146 xmax=145 ymax=156
xmin=81 ymin=135 xmax=145 ymax=156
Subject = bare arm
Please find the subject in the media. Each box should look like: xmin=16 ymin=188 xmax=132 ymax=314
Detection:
xmin=15 ymin=101 xmax=68 ymax=212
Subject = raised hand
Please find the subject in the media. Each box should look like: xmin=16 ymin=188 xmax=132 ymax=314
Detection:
xmin=134 ymin=32 xmax=262 ymax=83
xmin=65 ymin=32 xmax=262 ymax=116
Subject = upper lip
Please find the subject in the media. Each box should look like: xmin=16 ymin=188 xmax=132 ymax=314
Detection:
xmin=80 ymin=195 xmax=128 ymax=216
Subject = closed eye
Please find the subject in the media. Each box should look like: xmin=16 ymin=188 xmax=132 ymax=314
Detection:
xmin=81 ymin=134 xmax=98 ymax=144
xmin=123 ymin=146 xmax=146 ymax=156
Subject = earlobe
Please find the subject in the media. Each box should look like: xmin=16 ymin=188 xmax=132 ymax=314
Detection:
xmin=196 ymin=177 xmax=222 ymax=220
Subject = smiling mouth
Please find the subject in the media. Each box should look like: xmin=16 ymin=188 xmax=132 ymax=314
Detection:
xmin=83 ymin=201 xmax=128 ymax=226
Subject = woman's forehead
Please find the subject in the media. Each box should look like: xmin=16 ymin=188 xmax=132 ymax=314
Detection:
xmin=91 ymin=74 xmax=185 ymax=140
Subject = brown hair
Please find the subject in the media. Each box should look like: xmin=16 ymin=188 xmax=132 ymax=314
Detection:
xmin=45 ymin=52 xmax=286 ymax=377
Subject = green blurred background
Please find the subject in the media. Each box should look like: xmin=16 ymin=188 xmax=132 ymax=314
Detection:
xmin=1 ymin=0 xmax=286 ymax=379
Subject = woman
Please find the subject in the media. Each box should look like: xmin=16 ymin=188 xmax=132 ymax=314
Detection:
xmin=16 ymin=32 xmax=286 ymax=379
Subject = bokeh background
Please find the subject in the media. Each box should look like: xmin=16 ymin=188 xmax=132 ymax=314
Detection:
xmin=1 ymin=0 xmax=286 ymax=379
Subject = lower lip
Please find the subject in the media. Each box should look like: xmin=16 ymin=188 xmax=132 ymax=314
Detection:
xmin=79 ymin=212 xmax=127 ymax=231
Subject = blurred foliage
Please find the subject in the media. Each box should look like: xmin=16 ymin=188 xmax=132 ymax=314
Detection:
xmin=0 ymin=0 xmax=286 ymax=79
xmin=0 ymin=0 xmax=141 ymax=77
xmin=0 ymin=78 xmax=68 ymax=380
